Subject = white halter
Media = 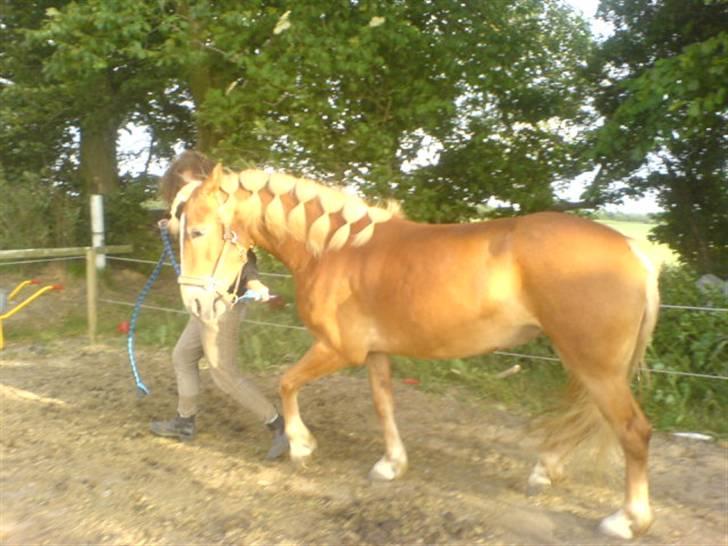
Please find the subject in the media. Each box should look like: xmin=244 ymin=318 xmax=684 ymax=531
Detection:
xmin=172 ymin=181 xmax=247 ymax=305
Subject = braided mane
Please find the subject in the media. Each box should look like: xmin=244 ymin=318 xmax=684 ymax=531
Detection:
xmin=223 ymin=168 xmax=399 ymax=255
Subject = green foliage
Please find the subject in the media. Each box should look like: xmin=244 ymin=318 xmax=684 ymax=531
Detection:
xmin=643 ymin=266 xmax=728 ymax=433
xmin=589 ymin=0 xmax=728 ymax=275
xmin=0 ymin=167 xmax=84 ymax=248
xmin=18 ymin=0 xmax=591 ymax=221
xmin=104 ymin=175 xmax=163 ymax=260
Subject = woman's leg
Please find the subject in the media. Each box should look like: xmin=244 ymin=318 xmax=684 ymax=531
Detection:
xmin=150 ymin=316 xmax=204 ymax=441
xmin=201 ymin=305 xmax=278 ymax=423
xmin=201 ymin=305 xmax=288 ymax=458
xmin=173 ymin=316 xmax=205 ymax=418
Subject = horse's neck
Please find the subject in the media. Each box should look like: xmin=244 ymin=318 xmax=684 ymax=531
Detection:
xmin=250 ymin=206 xmax=315 ymax=276
xmin=239 ymin=176 xmax=394 ymax=275
xmin=258 ymin=234 xmax=313 ymax=276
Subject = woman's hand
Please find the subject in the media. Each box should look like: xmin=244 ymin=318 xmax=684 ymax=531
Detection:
xmin=243 ymin=279 xmax=271 ymax=302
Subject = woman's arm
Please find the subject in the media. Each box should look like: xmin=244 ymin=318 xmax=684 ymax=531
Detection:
xmin=238 ymin=250 xmax=270 ymax=301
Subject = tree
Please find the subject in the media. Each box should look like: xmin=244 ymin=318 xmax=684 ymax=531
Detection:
xmin=199 ymin=1 xmax=593 ymax=220
xmin=589 ymin=0 xmax=728 ymax=275
xmin=0 ymin=0 xmax=85 ymax=247
xmin=2 ymin=0 xmax=595 ymax=246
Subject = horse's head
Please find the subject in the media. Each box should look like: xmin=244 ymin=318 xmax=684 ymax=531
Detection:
xmin=176 ymin=164 xmax=253 ymax=323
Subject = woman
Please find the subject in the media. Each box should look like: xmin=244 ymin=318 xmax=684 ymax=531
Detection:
xmin=150 ymin=150 xmax=288 ymax=460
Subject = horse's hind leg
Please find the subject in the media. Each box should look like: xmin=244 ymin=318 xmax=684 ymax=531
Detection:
xmin=530 ymin=367 xmax=653 ymax=538
xmin=582 ymin=376 xmax=653 ymax=539
xmin=279 ymin=341 xmax=347 ymax=464
xmin=366 ymin=353 xmax=407 ymax=481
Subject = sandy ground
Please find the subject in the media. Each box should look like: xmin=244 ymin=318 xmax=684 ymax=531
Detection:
xmin=1 ymin=335 xmax=726 ymax=546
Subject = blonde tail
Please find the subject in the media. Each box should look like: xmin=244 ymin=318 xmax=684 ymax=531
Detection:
xmin=538 ymin=243 xmax=660 ymax=467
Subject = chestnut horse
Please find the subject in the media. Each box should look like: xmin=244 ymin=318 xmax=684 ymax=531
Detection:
xmin=174 ymin=164 xmax=659 ymax=539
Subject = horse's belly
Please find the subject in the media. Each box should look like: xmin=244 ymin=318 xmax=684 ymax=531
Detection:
xmin=372 ymin=316 xmax=542 ymax=360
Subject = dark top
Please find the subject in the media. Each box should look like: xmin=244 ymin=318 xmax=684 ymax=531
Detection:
xmin=233 ymin=249 xmax=260 ymax=297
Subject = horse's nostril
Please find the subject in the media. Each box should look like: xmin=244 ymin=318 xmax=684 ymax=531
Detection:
xmin=195 ymin=299 xmax=202 ymax=316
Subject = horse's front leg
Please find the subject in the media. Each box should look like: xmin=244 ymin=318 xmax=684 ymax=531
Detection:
xmin=366 ymin=352 xmax=408 ymax=481
xmin=280 ymin=341 xmax=347 ymax=465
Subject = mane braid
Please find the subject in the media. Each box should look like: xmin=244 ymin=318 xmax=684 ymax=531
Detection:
xmin=235 ymin=169 xmax=395 ymax=255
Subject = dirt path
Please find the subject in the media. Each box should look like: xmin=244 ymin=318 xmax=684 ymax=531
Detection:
xmin=1 ymin=338 xmax=726 ymax=545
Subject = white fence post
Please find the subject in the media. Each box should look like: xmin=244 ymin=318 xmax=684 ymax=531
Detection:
xmin=86 ymin=247 xmax=98 ymax=343
xmin=90 ymin=194 xmax=106 ymax=270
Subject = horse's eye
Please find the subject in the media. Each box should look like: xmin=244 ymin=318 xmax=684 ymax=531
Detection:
xmin=189 ymin=227 xmax=205 ymax=239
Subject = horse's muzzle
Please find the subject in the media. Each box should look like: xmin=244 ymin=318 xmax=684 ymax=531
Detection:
xmin=179 ymin=284 xmax=233 ymax=324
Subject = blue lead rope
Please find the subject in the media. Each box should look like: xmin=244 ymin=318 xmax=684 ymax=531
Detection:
xmin=127 ymin=225 xmax=180 ymax=396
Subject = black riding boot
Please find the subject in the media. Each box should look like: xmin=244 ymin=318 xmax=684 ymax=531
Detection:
xmin=265 ymin=414 xmax=289 ymax=460
xmin=150 ymin=413 xmax=196 ymax=442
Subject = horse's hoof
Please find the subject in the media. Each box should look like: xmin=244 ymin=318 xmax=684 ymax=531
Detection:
xmin=526 ymin=472 xmax=552 ymax=497
xmin=289 ymin=439 xmax=316 ymax=467
xmin=290 ymin=452 xmax=312 ymax=468
xmin=526 ymin=481 xmax=549 ymax=497
xmin=368 ymin=458 xmax=406 ymax=481
xmin=598 ymin=509 xmax=634 ymax=540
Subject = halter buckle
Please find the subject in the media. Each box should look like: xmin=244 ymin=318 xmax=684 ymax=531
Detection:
xmin=224 ymin=229 xmax=239 ymax=244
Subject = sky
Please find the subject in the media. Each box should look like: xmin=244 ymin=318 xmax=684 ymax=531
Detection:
xmin=120 ymin=0 xmax=661 ymax=214
xmin=563 ymin=0 xmax=613 ymax=37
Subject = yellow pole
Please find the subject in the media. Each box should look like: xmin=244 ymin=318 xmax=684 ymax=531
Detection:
xmin=0 ymin=285 xmax=61 ymax=350
xmin=8 ymin=279 xmax=39 ymax=300
xmin=0 ymin=286 xmax=59 ymax=320
xmin=86 ymin=248 xmax=97 ymax=343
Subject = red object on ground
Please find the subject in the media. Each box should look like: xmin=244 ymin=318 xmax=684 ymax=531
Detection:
xmin=117 ymin=320 xmax=130 ymax=334
xmin=30 ymin=279 xmax=41 ymax=285
xmin=402 ymin=377 xmax=420 ymax=386
xmin=51 ymin=284 xmax=64 ymax=291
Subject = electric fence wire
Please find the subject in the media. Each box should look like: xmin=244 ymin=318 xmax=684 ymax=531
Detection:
xmin=3 ymin=249 xmax=725 ymax=382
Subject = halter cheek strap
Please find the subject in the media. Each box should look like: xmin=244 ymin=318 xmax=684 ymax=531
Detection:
xmin=222 ymin=228 xmax=248 ymax=304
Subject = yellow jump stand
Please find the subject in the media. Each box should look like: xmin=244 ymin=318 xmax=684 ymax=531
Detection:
xmin=0 ymin=279 xmax=63 ymax=350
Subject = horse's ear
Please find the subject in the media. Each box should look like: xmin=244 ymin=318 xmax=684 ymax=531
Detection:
xmin=220 ymin=171 xmax=240 ymax=198
xmin=207 ymin=163 xmax=225 ymax=190
xmin=207 ymin=164 xmax=239 ymax=198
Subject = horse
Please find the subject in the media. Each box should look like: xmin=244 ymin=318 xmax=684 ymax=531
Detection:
xmin=172 ymin=164 xmax=660 ymax=539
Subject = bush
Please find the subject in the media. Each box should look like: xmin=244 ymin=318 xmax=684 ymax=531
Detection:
xmin=0 ymin=168 xmax=83 ymax=249
xmin=104 ymin=175 xmax=162 ymax=261
xmin=644 ymin=266 xmax=728 ymax=433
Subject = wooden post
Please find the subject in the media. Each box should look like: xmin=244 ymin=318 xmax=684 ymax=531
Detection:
xmin=0 ymin=245 xmax=132 ymax=261
xmin=86 ymin=247 xmax=98 ymax=343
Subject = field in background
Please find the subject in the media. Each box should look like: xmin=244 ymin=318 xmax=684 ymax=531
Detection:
xmin=597 ymin=219 xmax=679 ymax=268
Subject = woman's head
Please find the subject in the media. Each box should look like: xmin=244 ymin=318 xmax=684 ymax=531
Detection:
xmin=159 ymin=150 xmax=216 ymax=208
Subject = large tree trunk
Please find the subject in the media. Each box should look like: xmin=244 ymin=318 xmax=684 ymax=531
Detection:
xmin=79 ymin=70 xmax=120 ymax=195
xmin=178 ymin=0 xmax=221 ymax=154
xmin=188 ymin=61 xmax=218 ymax=154
xmin=79 ymin=117 xmax=119 ymax=195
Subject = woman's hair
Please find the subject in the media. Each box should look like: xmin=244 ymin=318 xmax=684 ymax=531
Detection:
xmin=159 ymin=150 xmax=217 ymax=207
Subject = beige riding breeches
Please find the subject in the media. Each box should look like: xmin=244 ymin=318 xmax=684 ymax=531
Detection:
xmin=172 ymin=305 xmax=277 ymax=423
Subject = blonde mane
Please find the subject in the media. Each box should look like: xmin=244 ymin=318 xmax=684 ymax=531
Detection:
xmin=224 ymin=168 xmax=400 ymax=255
